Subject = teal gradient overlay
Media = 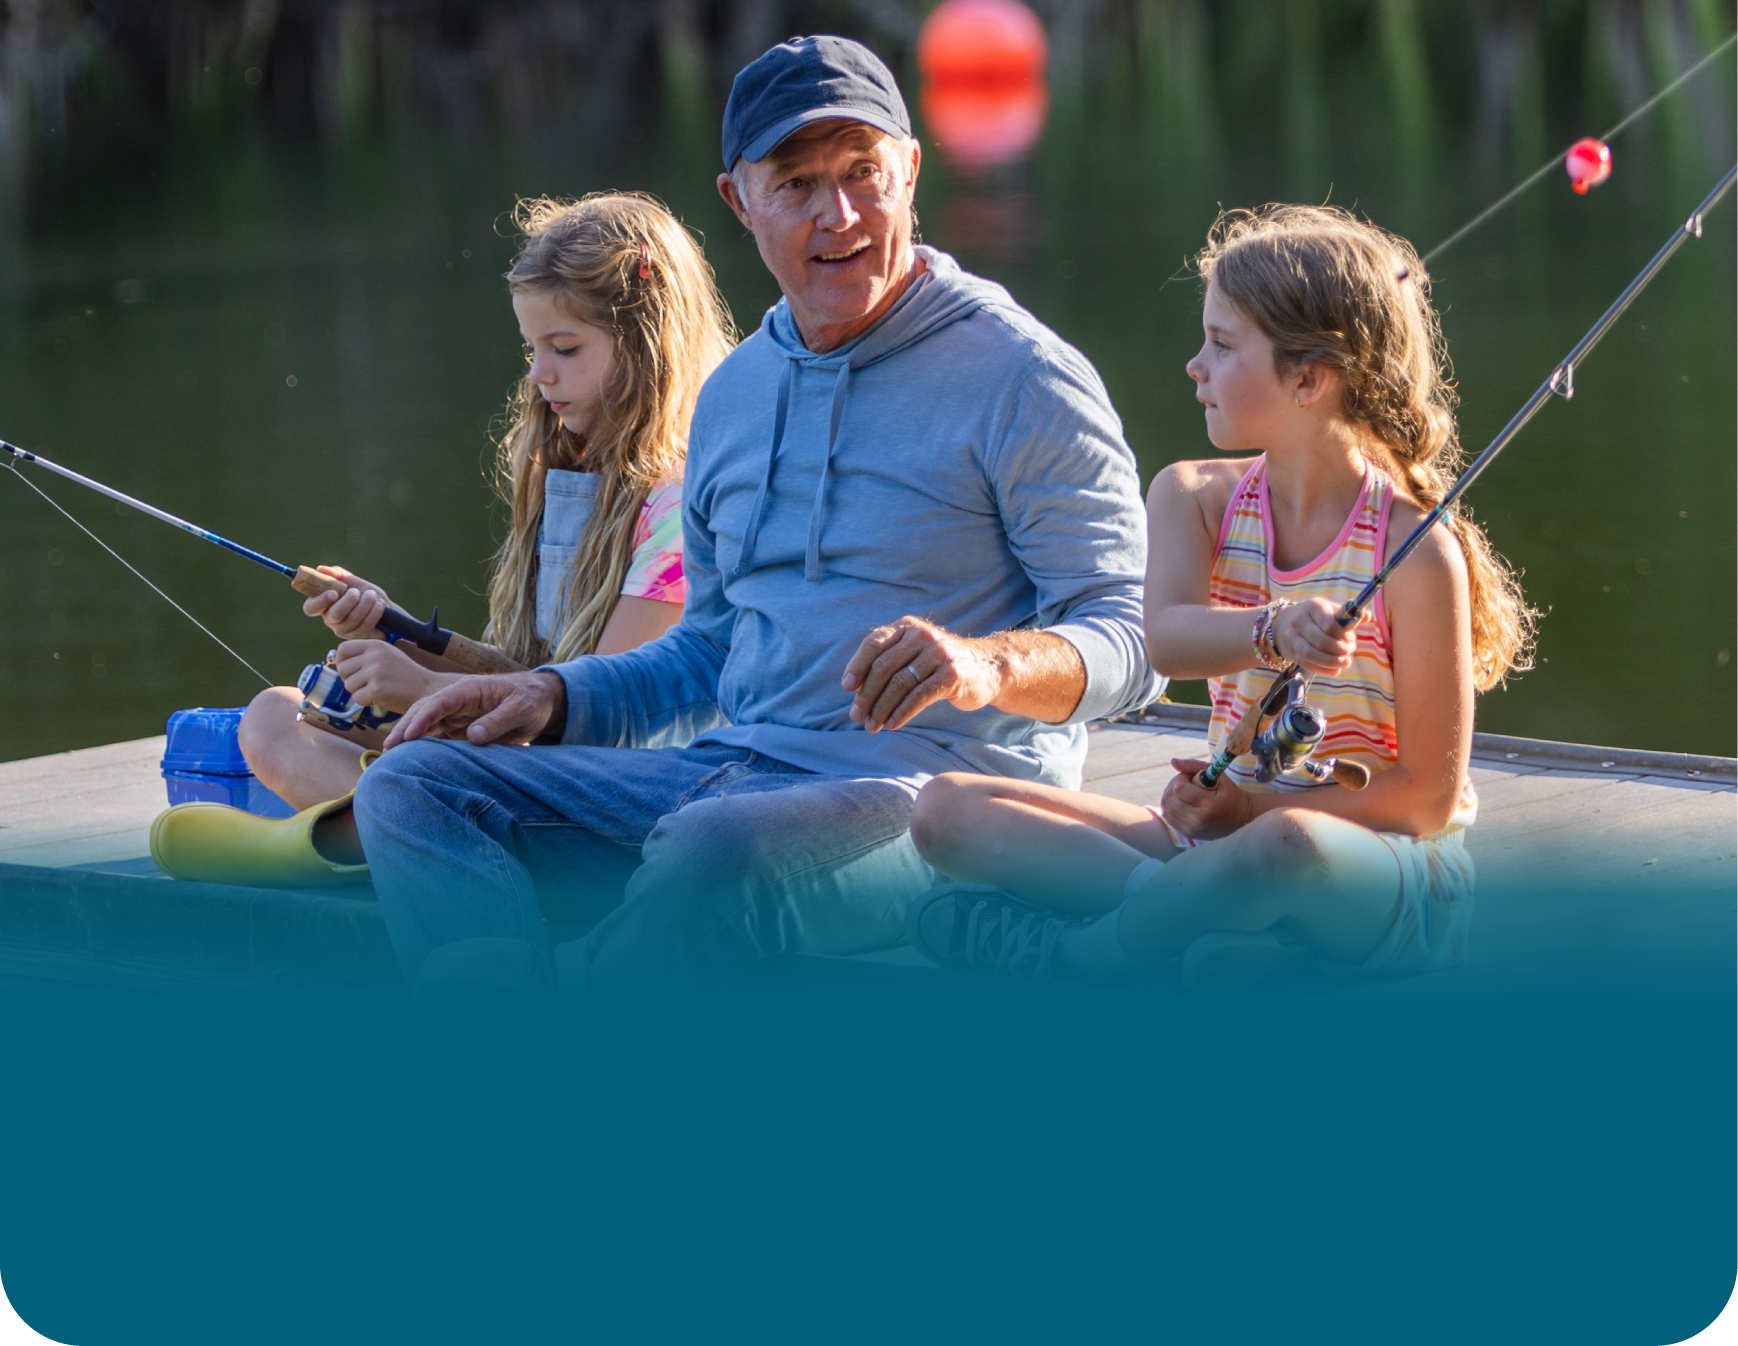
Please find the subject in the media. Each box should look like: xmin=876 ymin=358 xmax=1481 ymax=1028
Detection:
xmin=0 ymin=874 xmax=1730 ymax=1344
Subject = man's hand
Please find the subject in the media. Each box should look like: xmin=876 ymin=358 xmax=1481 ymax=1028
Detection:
xmin=332 ymin=640 xmax=448 ymax=713
xmin=1159 ymin=757 xmax=1257 ymax=840
xmin=842 ymin=616 xmax=1083 ymax=733
xmin=304 ymin=565 xmax=392 ymax=642
xmin=382 ymin=671 xmax=567 ymax=750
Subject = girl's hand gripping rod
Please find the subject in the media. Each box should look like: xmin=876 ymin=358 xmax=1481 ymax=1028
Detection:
xmin=1197 ymin=675 xmax=1280 ymax=789
xmin=1198 ymin=161 xmax=1736 ymax=792
xmin=1 ymin=440 xmax=524 ymax=675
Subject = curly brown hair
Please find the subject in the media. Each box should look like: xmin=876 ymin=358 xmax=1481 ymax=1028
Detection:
xmin=1196 ymin=203 xmax=1535 ymax=691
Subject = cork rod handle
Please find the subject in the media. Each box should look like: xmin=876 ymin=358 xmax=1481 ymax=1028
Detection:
xmin=442 ymin=633 xmax=526 ymax=676
xmin=290 ymin=566 xmax=348 ymax=601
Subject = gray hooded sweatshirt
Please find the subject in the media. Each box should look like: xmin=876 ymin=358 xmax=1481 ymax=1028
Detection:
xmin=548 ymin=246 xmax=1159 ymax=788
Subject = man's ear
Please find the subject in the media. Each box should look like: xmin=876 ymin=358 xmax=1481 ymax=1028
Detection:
xmin=717 ymin=172 xmax=753 ymax=231
xmin=906 ymin=137 xmax=922 ymax=194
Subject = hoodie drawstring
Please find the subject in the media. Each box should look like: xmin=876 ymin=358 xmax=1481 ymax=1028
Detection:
xmin=732 ymin=359 xmax=794 ymax=578
xmin=734 ymin=358 xmax=853 ymax=583
xmin=805 ymin=363 xmax=852 ymax=582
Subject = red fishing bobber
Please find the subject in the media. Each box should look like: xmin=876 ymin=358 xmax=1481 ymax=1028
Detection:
xmin=1565 ymin=137 xmax=1612 ymax=195
xmin=918 ymin=0 xmax=1047 ymax=87
xmin=919 ymin=0 xmax=1048 ymax=166
xmin=921 ymin=81 xmax=1048 ymax=167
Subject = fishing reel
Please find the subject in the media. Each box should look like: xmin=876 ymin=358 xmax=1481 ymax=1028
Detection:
xmin=295 ymin=653 xmax=403 ymax=734
xmin=1246 ymin=669 xmax=1370 ymax=791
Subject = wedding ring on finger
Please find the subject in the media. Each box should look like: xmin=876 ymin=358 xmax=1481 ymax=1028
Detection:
xmin=902 ymin=662 xmax=923 ymax=683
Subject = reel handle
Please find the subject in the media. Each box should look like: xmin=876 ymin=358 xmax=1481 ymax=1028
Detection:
xmin=1298 ymin=756 xmax=1371 ymax=790
xmin=1326 ymin=758 xmax=1371 ymax=790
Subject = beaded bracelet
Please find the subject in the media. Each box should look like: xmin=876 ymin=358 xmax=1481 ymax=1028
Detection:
xmin=1249 ymin=603 xmax=1275 ymax=667
xmin=1253 ymin=600 xmax=1292 ymax=669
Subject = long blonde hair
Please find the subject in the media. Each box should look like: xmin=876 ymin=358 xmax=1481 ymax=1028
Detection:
xmin=1196 ymin=204 xmax=1535 ymax=691
xmin=485 ymin=193 xmax=736 ymax=666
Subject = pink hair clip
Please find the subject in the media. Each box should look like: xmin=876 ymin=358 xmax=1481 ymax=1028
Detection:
xmin=638 ymin=243 xmax=652 ymax=280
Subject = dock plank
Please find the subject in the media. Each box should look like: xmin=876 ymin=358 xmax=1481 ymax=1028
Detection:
xmin=1474 ymin=774 xmax=1734 ymax=853
xmin=1079 ymin=767 xmax=1176 ymax=806
xmin=1460 ymin=769 xmax=1618 ymax=811
xmin=0 ymin=722 xmax=1731 ymax=1004
xmin=1083 ymin=741 xmax=1204 ymax=787
xmin=1080 ymin=728 xmax=1204 ymax=780
xmin=0 ymin=735 xmax=167 ymax=867
xmin=0 ymin=716 xmax=1731 ymax=1001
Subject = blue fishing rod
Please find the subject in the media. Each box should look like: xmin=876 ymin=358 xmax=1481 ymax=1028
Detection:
xmin=1200 ymin=161 xmax=1738 ymax=790
xmin=2 ymin=439 xmax=522 ymax=675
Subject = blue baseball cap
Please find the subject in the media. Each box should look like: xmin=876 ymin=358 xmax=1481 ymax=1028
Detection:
xmin=722 ymin=36 xmax=912 ymax=171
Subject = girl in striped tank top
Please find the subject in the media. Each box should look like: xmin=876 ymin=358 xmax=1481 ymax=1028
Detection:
xmin=908 ymin=205 xmax=1532 ymax=990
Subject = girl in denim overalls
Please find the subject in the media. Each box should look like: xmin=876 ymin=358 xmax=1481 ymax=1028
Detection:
xmin=237 ymin=193 xmax=736 ymax=812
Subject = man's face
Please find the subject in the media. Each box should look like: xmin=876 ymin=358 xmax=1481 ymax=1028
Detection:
xmin=719 ymin=120 xmax=920 ymax=350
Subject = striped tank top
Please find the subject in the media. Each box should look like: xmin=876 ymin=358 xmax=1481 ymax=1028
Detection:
xmin=1206 ymin=456 xmax=1477 ymax=830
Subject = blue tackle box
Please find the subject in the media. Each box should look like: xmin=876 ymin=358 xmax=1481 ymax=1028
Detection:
xmin=161 ymin=707 xmax=296 ymax=818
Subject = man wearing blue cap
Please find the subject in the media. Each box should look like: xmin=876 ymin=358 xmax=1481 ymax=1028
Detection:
xmin=350 ymin=36 xmax=1159 ymax=996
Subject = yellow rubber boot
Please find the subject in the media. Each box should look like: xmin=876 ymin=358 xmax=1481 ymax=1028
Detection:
xmin=149 ymin=793 xmax=369 ymax=888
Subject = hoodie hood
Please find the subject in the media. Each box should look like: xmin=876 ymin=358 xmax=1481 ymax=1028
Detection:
xmin=762 ymin=245 xmax=1013 ymax=370
xmin=734 ymin=246 xmax=1017 ymax=581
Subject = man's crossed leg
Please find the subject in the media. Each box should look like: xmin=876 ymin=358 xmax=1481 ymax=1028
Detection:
xmin=354 ymin=739 xmax=934 ymax=996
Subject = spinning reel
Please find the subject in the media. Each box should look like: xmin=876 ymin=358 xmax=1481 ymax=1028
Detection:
xmin=295 ymin=653 xmax=403 ymax=735
xmin=1239 ymin=667 xmax=1370 ymax=791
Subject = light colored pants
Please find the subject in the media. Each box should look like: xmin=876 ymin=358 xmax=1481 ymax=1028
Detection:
xmin=352 ymin=740 xmax=935 ymax=996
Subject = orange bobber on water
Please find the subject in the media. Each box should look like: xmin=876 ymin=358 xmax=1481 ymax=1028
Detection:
xmin=1565 ymin=137 xmax=1612 ymax=195
xmin=918 ymin=0 xmax=1049 ymax=167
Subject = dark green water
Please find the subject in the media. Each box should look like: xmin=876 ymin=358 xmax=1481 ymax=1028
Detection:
xmin=1 ymin=0 xmax=1732 ymax=761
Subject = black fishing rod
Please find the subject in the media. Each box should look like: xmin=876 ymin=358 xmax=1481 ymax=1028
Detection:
xmin=1200 ymin=162 xmax=1737 ymax=790
xmin=2 ymin=440 xmax=522 ymax=675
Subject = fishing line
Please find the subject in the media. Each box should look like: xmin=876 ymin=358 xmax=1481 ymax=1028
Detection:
xmin=4 ymin=460 xmax=273 ymax=688
xmin=1359 ymin=160 xmax=1736 ymax=620
xmin=1 ymin=438 xmax=523 ymax=674
xmin=1415 ymin=31 xmax=1737 ymax=270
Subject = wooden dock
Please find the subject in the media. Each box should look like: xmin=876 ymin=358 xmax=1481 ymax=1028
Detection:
xmin=0 ymin=710 xmax=1732 ymax=995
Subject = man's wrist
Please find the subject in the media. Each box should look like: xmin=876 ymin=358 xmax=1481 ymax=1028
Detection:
xmin=983 ymin=630 xmax=1087 ymax=723
xmin=980 ymin=637 xmax=1017 ymax=705
xmin=531 ymin=671 xmax=569 ymax=745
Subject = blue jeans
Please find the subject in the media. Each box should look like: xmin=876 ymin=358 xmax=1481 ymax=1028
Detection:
xmin=351 ymin=740 xmax=935 ymax=995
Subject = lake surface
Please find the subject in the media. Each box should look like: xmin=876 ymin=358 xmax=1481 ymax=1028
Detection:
xmin=0 ymin=0 xmax=1732 ymax=761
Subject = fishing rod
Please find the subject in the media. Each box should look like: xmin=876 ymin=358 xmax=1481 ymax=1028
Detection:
xmin=2 ymin=440 xmax=523 ymax=676
xmin=1200 ymin=160 xmax=1738 ymax=790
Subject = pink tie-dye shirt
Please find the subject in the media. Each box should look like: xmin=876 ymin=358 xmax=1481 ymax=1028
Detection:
xmin=620 ymin=479 xmax=687 ymax=605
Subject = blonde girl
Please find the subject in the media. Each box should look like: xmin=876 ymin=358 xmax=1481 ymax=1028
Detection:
xmin=240 ymin=193 xmax=736 ymax=811
xmin=906 ymin=204 xmax=1533 ymax=990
